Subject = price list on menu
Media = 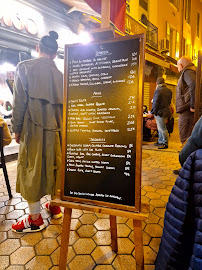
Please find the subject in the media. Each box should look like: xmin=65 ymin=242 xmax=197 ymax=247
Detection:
xmin=64 ymin=37 xmax=141 ymax=206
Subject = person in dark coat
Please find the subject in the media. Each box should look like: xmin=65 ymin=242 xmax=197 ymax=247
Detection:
xmin=176 ymin=56 xmax=196 ymax=144
xmin=155 ymin=149 xmax=202 ymax=270
xmin=151 ymin=77 xmax=172 ymax=149
xmin=173 ymin=116 xmax=202 ymax=175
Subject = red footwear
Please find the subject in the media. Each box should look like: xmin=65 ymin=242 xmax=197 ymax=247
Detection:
xmin=12 ymin=215 xmax=46 ymax=233
xmin=45 ymin=202 xmax=62 ymax=219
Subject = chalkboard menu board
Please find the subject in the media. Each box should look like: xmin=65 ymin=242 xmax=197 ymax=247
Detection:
xmin=61 ymin=34 xmax=145 ymax=211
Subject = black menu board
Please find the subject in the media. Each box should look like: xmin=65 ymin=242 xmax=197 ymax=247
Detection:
xmin=62 ymin=35 xmax=145 ymax=211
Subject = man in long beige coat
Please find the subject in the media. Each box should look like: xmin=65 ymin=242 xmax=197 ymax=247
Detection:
xmin=12 ymin=31 xmax=63 ymax=233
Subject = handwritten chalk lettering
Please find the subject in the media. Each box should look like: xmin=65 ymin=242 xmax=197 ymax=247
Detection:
xmin=132 ymin=52 xmax=138 ymax=56
xmin=101 ymin=161 xmax=109 ymax=164
xmin=96 ymin=102 xmax=105 ymax=106
xmin=112 ymin=58 xmax=128 ymax=63
xmin=110 ymin=154 xmax=125 ymax=158
xmin=130 ymin=106 xmax=136 ymax=110
xmin=106 ymin=166 xmax=115 ymax=170
xmin=101 ymin=116 xmax=115 ymax=119
xmin=74 ymin=191 xmax=94 ymax=196
xmin=105 ymin=120 xmax=115 ymax=124
xmin=130 ymin=70 xmax=136 ymax=74
xmin=98 ymin=65 xmax=112 ymax=70
xmin=89 ymin=74 xmax=100 ymax=78
xmin=85 ymin=169 xmax=93 ymax=173
xmin=109 ymin=195 xmax=122 ymax=200
xmin=89 ymin=82 xmax=102 ymax=86
xmin=113 ymin=79 xmax=126 ymax=83
xmin=112 ymin=64 xmax=128 ymax=68
xmin=77 ymin=169 xmax=84 ymax=173
xmin=127 ymin=127 xmax=135 ymax=131
xmin=95 ymin=193 xmax=104 ymax=197
xmin=93 ymin=170 xmax=101 ymax=174
xmin=105 ymin=129 xmax=119 ymax=133
xmin=127 ymin=121 xmax=135 ymax=125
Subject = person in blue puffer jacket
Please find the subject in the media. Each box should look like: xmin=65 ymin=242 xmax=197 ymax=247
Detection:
xmin=155 ymin=147 xmax=202 ymax=270
xmin=179 ymin=116 xmax=202 ymax=166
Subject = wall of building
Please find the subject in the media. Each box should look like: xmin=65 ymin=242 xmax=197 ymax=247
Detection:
xmin=126 ymin=0 xmax=139 ymax=19
xmin=183 ymin=0 xmax=202 ymax=65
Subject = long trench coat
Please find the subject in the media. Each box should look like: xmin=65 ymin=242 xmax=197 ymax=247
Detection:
xmin=12 ymin=57 xmax=63 ymax=202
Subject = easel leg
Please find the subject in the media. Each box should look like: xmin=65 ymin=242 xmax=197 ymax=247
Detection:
xmin=110 ymin=215 xmax=118 ymax=252
xmin=59 ymin=207 xmax=72 ymax=270
xmin=133 ymin=220 xmax=144 ymax=270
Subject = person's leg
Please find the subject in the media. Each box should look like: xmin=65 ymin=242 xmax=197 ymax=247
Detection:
xmin=154 ymin=115 xmax=163 ymax=144
xmin=12 ymin=200 xmax=45 ymax=233
xmin=155 ymin=116 xmax=168 ymax=148
xmin=178 ymin=111 xmax=194 ymax=144
xmin=155 ymin=115 xmax=168 ymax=145
xmin=28 ymin=201 xmax=41 ymax=220
xmin=45 ymin=199 xmax=62 ymax=219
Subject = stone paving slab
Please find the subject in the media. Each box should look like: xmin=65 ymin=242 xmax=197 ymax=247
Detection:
xmin=0 ymin=145 xmax=179 ymax=269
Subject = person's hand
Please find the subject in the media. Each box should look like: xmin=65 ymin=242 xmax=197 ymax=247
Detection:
xmin=15 ymin=133 xmax=21 ymax=144
xmin=190 ymin=108 xmax=195 ymax=112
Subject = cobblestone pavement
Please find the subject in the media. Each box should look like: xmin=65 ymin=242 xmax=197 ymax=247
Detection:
xmin=0 ymin=121 xmax=182 ymax=270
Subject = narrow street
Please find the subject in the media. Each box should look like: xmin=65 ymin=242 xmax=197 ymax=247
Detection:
xmin=0 ymin=120 xmax=182 ymax=270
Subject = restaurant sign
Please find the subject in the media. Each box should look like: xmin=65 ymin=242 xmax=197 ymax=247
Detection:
xmin=0 ymin=12 xmax=38 ymax=35
xmin=125 ymin=14 xmax=146 ymax=35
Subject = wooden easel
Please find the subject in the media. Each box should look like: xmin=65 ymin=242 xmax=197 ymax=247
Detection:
xmin=51 ymin=198 xmax=149 ymax=270
xmin=54 ymin=1 xmax=148 ymax=269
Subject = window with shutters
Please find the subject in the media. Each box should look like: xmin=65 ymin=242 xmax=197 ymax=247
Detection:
xmin=169 ymin=0 xmax=180 ymax=10
xmin=139 ymin=0 xmax=148 ymax=11
xmin=197 ymin=12 xmax=200 ymax=38
xmin=169 ymin=0 xmax=179 ymax=10
xmin=185 ymin=0 xmax=191 ymax=25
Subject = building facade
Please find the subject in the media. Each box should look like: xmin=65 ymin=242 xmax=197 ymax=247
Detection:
xmin=126 ymin=0 xmax=202 ymax=111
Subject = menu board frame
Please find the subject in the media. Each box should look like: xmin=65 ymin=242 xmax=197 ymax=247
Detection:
xmin=60 ymin=34 xmax=145 ymax=212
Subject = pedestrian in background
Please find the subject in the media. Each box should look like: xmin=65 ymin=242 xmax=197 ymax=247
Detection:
xmin=12 ymin=31 xmax=63 ymax=233
xmin=151 ymin=77 xmax=172 ymax=149
xmin=176 ymin=56 xmax=196 ymax=144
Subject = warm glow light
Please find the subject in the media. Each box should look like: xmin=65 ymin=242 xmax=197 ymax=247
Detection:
xmin=54 ymin=58 xmax=64 ymax=74
xmin=175 ymin=51 xmax=179 ymax=59
xmin=0 ymin=63 xmax=16 ymax=73
xmin=78 ymin=31 xmax=92 ymax=44
xmin=58 ymin=29 xmax=79 ymax=46
xmin=31 ymin=50 xmax=38 ymax=58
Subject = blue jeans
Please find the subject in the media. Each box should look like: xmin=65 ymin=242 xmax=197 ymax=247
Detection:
xmin=154 ymin=115 xmax=168 ymax=146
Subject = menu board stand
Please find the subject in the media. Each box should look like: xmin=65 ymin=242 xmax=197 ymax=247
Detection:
xmin=51 ymin=31 xmax=149 ymax=269
xmin=51 ymin=198 xmax=149 ymax=270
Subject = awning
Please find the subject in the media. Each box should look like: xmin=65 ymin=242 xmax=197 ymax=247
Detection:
xmin=60 ymin=0 xmax=126 ymax=33
xmin=170 ymin=63 xmax=179 ymax=74
xmin=145 ymin=53 xmax=170 ymax=69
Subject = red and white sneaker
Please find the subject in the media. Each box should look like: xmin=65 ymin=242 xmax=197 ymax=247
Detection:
xmin=12 ymin=215 xmax=46 ymax=233
xmin=45 ymin=202 xmax=62 ymax=219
